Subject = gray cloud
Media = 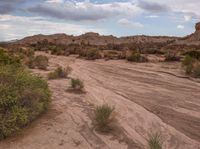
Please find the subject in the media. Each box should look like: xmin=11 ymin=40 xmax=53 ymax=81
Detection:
xmin=27 ymin=1 xmax=141 ymax=21
xmin=0 ymin=0 xmax=26 ymax=14
xmin=137 ymin=0 xmax=170 ymax=12
xmin=0 ymin=4 xmax=13 ymax=14
xmin=28 ymin=4 xmax=107 ymax=21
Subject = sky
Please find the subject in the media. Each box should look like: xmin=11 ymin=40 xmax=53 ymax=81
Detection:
xmin=0 ymin=0 xmax=200 ymax=41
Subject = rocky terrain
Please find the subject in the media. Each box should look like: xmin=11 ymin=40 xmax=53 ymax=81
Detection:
xmin=11 ymin=23 xmax=200 ymax=46
xmin=0 ymin=22 xmax=200 ymax=149
xmin=0 ymin=52 xmax=199 ymax=149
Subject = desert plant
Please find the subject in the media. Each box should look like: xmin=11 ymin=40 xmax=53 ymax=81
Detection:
xmin=0 ymin=51 xmax=51 ymax=139
xmin=182 ymin=55 xmax=195 ymax=66
xmin=26 ymin=56 xmax=36 ymax=69
xmin=164 ymin=52 xmax=180 ymax=62
xmin=126 ymin=52 xmax=148 ymax=62
xmin=34 ymin=55 xmax=48 ymax=70
xmin=48 ymin=66 xmax=72 ymax=80
xmin=192 ymin=62 xmax=200 ymax=78
xmin=148 ymin=133 xmax=162 ymax=149
xmin=70 ymin=78 xmax=84 ymax=90
xmin=80 ymin=48 xmax=101 ymax=60
xmin=182 ymin=55 xmax=197 ymax=75
xmin=0 ymin=49 xmax=21 ymax=66
xmin=94 ymin=104 xmax=114 ymax=131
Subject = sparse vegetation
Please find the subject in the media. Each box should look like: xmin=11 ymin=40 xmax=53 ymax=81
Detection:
xmin=164 ymin=52 xmax=180 ymax=62
xmin=48 ymin=66 xmax=72 ymax=80
xmin=182 ymin=55 xmax=200 ymax=77
xmin=148 ymin=133 xmax=162 ymax=149
xmin=26 ymin=56 xmax=36 ymax=69
xmin=70 ymin=78 xmax=84 ymax=91
xmin=34 ymin=55 xmax=48 ymax=70
xmin=79 ymin=48 xmax=101 ymax=60
xmin=94 ymin=104 xmax=115 ymax=132
xmin=182 ymin=55 xmax=196 ymax=74
xmin=0 ymin=50 xmax=51 ymax=139
xmin=126 ymin=52 xmax=148 ymax=62
xmin=192 ymin=62 xmax=200 ymax=78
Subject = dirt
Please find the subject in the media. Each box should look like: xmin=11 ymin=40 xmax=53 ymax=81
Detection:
xmin=0 ymin=52 xmax=200 ymax=149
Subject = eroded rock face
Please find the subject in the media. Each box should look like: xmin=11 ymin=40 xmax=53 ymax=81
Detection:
xmin=195 ymin=22 xmax=200 ymax=31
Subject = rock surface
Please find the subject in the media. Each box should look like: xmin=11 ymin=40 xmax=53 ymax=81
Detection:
xmin=195 ymin=22 xmax=200 ymax=32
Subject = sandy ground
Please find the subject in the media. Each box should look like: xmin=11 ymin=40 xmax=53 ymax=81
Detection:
xmin=0 ymin=52 xmax=200 ymax=149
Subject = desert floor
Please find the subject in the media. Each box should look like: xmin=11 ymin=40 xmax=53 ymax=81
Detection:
xmin=1 ymin=52 xmax=200 ymax=149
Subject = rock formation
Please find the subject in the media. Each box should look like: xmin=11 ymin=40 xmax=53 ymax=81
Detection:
xmin=195 ymin=22 xmax=200 ymax=32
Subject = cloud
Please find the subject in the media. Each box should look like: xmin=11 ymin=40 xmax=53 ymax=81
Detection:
xmin=28 ymin=1 xmax=142 ymax=21
xmin=177 ymin=25 xmax=184 ymax=29
xmin=137 ymin=0 xmax=170 ymax=13
xmin=45 ymin=0 xmax=64 ymax=3
xmin=0 ymin=0 xmax=27 ymax=14
xmin=145 ymin=15 xmax=159 ymax=18
xmin=184 ymin=15 xmax=192 ymax=22
xmin=118 ymin=18 xmax=144 ymax=28
xmin=0 ymin=14 xmax=104 ymax=41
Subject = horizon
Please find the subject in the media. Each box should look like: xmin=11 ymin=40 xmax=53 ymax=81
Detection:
xmin=0 ymin=0 xmax=200 ymax=41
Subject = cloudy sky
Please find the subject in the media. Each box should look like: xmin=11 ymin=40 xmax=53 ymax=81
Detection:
xmin=0 ymin=0 xmax=200 ymax=41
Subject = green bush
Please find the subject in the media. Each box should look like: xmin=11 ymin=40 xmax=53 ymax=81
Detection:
xmin=126 ymin=52 xmax=148 ymax=62
xmin=0 ymin=49 xmax=21 ymax=66
xmin=70 ymin=78 xmax=84 ymax=91
xmin=182 ymin=55 xmax=199 ymax=76
xmin=94 ymin=104 xmax=114 ymax=131
xmin=182 ymin=55 xmax=195 ymax=66
xmin=34 ymin=55 xmax=48 ymax=70
xmin=48 ymin=66 xmax=72 ymax=80
xmin=80 ymin=48 xmax=101 ymax=60
xmin=0 ymin=51 xmax=51 ymax=139
xmin=148 ymin=133 xmax=162 ymax=149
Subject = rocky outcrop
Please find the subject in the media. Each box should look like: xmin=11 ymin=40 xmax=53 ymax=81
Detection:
xmin=170 ymin=22 xmax=200 ymax=47
xmin=195 ymin=22 xmax=200 ymax=32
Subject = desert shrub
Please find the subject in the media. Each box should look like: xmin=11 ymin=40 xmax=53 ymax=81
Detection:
xmin=184 ymin=50 xmax=200 ymax=60
xmin=182 ymin=55 xmax=196 ymax=66
xmin=70 ymin=78 xmax=84 ymax=91
xmin=48 ymin=66 xmax=72 ymax=80
xmin=192 ymin=63 xmax=200 ymax=78
xmin=126 ymin=52 xmax=148 ymax=62
xmin=34 ymin=55 xmax=48 ymax=70
xmin=143 ymin=48 xmax=164 ymax=55
xmin=80 ymin=48 xmax=101 ymax=60
xmin=26 ymin=56 xmax=36 ymax=69
xmin=94 ymin=104 xmax=114 ymax=131
xmin=164 ymin=53 xmax=180 ymax=62
xmin=182 ymin=55 xmax=200 ymax=75
xmin=0 ymin=49 xmax=21 ymax=66
xmin=0 ymin=52 xmax=51 ymax=139
xmin=148 ymin=133 xmax=162 ymax=149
